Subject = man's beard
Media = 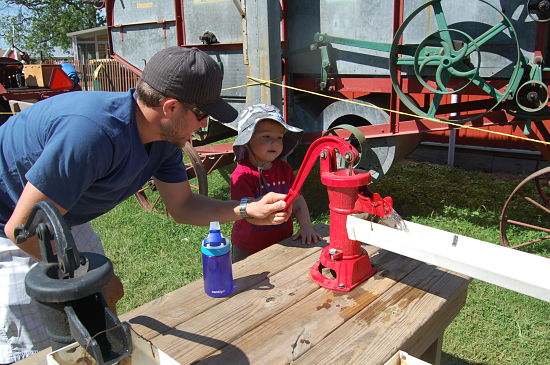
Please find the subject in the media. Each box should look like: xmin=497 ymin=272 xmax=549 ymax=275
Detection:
xmin=159 ymin=121 xmax=187 ymax=148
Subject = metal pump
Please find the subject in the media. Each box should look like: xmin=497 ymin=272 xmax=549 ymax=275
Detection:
xmin=284 ymin=134 xmax=393 ymax=291
xmin=15 ymin=201 xmax=132 ymax=365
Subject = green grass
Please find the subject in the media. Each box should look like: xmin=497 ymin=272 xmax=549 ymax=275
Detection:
xmin=91 ymin=159 xmax=549 ymax=364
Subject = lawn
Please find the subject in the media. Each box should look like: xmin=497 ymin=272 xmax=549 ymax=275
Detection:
xmin=91 ymin=159 xmax=549 ymax=365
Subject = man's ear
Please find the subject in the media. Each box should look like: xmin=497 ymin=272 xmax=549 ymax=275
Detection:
xmin=161 ymin=98 xmax=179 ymax=116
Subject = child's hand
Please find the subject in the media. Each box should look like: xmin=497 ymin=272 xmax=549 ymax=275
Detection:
xmin=292 ymin=225 xmax=322 ymax=245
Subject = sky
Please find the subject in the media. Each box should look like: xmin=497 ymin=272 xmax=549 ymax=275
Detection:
xmin=0 ymin=2 xmax=22 ymax=50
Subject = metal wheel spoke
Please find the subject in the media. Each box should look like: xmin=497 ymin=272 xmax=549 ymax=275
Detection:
xmin=470 ymin=73 xmax=503 ymax=98
xmin=435 ymin=65 xmax=449 ymax=91
xmin=511 ymin=236 xmax=550 ymax=250
xmin=522 ymin=195 xmax=550 ymax=214
xmin=465 ymin=21 xmax=508 ymax=57
xmin=451 ymin=43 xmax=468 ymax=61
xmin=431 ymin=1 xmax=453 ymax=44
xmin=506 ymin=219 xmax=550 ymax=233
xmin=419 ymin=55 xmax=444 ymax=72
xmin=427 ymin=70 xmax=451 ymax=116
xmin=427 ymin=93 xmax=444 ymax=117
xmin=448 ymin=66 xmax=477 ymax=78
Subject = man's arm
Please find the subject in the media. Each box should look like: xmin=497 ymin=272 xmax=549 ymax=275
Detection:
xmin=154 ymin=178 xmax=289 ymax=226
xmin=4 ymin=182 xmax=67 ymax=259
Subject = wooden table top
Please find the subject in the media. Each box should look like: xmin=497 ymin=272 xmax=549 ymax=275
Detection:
xmin=18 ymin=224 xmax=470 ymax=365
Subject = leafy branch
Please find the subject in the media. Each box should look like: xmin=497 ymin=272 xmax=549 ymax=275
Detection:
xmin=0 ymin=0 xmax=105 ymax=60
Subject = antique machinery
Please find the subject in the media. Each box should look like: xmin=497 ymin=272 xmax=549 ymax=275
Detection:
xmin=284 ymin=132 xmax=393 ymax=291
xmin=105 ymin=0 xmax=549 ymax=250
xmin=15 ymin=201 xmax=132 ymax=365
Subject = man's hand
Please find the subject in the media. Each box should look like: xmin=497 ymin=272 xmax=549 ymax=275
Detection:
xmin=245 ymin=192 xmax=290 ymax=225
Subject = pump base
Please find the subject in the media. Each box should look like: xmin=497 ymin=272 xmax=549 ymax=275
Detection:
xmin=310 ymin=246 xmax=376 ymax=291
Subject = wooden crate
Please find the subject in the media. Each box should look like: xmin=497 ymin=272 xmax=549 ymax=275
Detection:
xmin=23 ymin=64 xmax=61 ymax=87
xmin=384 ymin=351 xmax=432 ymax=365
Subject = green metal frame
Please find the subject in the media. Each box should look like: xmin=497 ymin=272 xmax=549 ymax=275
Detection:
xmin=389 ymin=0 xmax=525 ymax=122
xmin=286 ymin=0 xmax=547 ymax=123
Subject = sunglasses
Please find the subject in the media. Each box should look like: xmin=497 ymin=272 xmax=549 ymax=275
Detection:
xmin=183 ymin=102 xmax=209 ymax=121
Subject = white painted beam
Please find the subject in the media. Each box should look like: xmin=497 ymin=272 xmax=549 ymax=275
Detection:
xmin=346 ymin=214 xmax=550 ymax=302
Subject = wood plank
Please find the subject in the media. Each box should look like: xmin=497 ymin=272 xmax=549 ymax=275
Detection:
xmin=197 ymin=250 xmax=424 ymax=364
xmin=121 ymin=224 xmax=330 ymax=340
xmin=152 ymin=248 xmax=324 ymax=363
xmin=294 ymin=263 xmax=469 ymax=365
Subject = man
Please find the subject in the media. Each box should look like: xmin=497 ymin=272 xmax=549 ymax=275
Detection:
xmin=0 ymin=46 xmax=289 ymax=363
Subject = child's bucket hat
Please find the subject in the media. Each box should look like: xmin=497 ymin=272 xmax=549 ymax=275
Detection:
xmin=233 ymin=104 xmax=303 ymax=162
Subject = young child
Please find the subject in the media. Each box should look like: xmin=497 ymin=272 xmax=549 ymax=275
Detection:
xmin=231 ymin=104 xmax=322 ymax=262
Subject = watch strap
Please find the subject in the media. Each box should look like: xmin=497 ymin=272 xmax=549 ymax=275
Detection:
xmin=239 ymin=198 xmax=251 ymax=219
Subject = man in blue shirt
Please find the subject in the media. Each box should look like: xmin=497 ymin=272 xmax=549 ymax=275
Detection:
xmin=0 ymin=46 xmax=289 ymax=363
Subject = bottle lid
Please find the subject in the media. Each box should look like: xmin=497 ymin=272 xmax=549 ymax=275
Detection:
xmin=209 ymin=221 xmax=221 ymax=231
xmin=202 ymin=221 xmax=229 ymax=256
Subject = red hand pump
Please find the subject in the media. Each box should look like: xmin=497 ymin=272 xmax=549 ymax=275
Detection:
xmin=284 ymin=135 xmax=393 ymax=291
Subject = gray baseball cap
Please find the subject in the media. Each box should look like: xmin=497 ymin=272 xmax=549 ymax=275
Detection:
xmin=233 ymin=104 xmax=303 ymax=161
xmin=141 ymin=46 xmax=237 ymax=123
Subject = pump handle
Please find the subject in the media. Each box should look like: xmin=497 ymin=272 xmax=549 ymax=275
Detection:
xmin=14 ymin=201 xmax=81 ymax=278
xmin=284 ymin=135 xmax=359 ymax=208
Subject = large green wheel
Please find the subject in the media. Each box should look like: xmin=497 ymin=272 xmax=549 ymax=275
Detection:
xmin=389 ymin=0 xmax=523 ymax=123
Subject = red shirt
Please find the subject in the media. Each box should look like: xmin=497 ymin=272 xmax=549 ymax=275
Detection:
xmin=230 ymin=158 xmax=294 ymax=253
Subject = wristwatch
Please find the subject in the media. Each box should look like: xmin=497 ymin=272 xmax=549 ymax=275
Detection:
xmin=239 ymin=198 xmax=251 ymax=219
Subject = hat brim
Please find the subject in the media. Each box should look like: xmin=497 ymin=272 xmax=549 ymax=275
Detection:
xmin=199 ymin=98 xmax=238 ymax=124
xmin=232 ymin=116 xmax=304 ymax=161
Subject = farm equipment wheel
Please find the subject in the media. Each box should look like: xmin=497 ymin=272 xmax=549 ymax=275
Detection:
xmin=499 ymin=166 xmax=550 ymax=251
xmin=134 ymin=142 xmax=208 ymax=211
xmin=389 ymin=0 xmax=522 ymax=123
xmin=526 ymin=0 xmax=550 ymax=22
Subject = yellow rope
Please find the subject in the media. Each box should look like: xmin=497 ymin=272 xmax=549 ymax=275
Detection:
xmin=3 ymin=76 xmax=548 ymax=147
xmin=222 ymin=76 xmax=283 ymax=91
xmin=245 ymin=75 xmax=550 ymax=146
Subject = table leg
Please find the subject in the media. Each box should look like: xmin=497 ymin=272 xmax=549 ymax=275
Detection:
xmin=420 ymin=335 xmax=443 ymax=365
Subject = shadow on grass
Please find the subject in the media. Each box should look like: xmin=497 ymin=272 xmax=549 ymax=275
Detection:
xmin=442 ymin=352 xmax=486 ymax=365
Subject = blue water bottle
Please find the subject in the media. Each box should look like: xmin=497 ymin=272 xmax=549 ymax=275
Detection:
xmin=201 ymin=222 xmax=233 ymax=297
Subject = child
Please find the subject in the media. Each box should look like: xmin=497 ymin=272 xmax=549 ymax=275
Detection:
xmin=231 ymin=104 xmax=322 ymax=262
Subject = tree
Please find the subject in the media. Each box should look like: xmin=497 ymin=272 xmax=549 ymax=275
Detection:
xmin=0 ymin=0 xmax=104 ymax=60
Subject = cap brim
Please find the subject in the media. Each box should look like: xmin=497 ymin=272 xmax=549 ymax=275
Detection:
xmin=199 ymin=98 xmax=238 ymax=124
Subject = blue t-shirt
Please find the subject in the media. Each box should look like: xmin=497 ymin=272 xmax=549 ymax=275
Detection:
xmin=0 ymin=89 xmax=187 ymax=236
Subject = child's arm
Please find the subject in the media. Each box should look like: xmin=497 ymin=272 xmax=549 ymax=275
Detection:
xmin=291 ymin=195 xmax=322 ymax=244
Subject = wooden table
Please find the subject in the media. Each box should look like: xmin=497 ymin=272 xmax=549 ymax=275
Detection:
xmin=18 ymin=224 xmax=469 ymax=365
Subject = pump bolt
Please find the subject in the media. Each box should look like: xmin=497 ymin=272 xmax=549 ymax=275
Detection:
xmin=338 ymin=284 xmax=345 ymax=289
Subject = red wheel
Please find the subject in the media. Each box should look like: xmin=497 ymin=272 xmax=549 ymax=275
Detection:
xmin=499 ymin=166 xmax=550 ymax=252
xmin=134 ymin=142 xmax=208 ymax=211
